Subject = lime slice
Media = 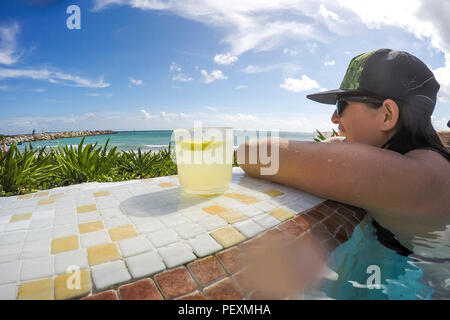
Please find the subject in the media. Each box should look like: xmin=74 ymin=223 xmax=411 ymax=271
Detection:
xmin=180 ymin=140 xmax=223 ymax=151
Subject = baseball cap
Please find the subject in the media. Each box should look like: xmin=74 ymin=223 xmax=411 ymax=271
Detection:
xmin=307 ymin=49 xmax=440 ymax=112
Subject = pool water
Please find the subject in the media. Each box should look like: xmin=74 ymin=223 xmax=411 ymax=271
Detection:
xmin=316 ymin=215 xmax=450 ymax=300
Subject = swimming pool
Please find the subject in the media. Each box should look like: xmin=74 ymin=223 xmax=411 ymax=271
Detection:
xmin=314 ymin=215 xmax=450 ymax=299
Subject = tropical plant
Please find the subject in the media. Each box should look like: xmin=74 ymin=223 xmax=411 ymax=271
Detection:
xmin=117 ymin=147 xmax=164 ymax=179
xmin=314 ymin=129 xmax=340 ymax=142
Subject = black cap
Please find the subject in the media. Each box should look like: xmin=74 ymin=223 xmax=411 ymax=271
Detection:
xmin=307 ymin=49 xmax=440 ymax=113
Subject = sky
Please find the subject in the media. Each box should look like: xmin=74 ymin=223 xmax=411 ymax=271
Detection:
xmin=0 ymin=0 xmax=449 ymax=134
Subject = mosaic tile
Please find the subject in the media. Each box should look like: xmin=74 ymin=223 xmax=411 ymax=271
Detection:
xmin=33 ymin=191 xmax=50 ymax=198
xmin=18 ymin=194 xmax=33 ymax=199
xmin=175 ymin=291 xmax=208 ymax=300
xmin=253 ymin=199 xmax=281 ymax=212
xmin=218 ymin=209 xmax=247 ymax=224
xmin=9 ymin=213 xmax=32 ymax=222
xmin=54 ymin=249 xmax=89 ymax=274
xmin=210 ymin=226 xmax=246 ymax=248
xmin=54 ymin=214 xmax=77 ymax=227
xmin=29 ymin=217 xmax=53 ymax=230
xmin=51 ymin=235 xmax=79 ymax=254
xmin=118 ymin=236 xmax=152 ymax=257
xmin=0 ymin=243 xmax=21 ymax=260
xmin=198 ymin=215 xmax=228 ymax=231
xmin=119 ymin=278 xmax=163 ymax=300
xmin=159 ymin=213 xmax=190 ymax=228
xmin=217 ymin=247 xmax=247 ymax=274
xmin=20 ymin=256 xmax=53 ymax=282
xmin=37 ymin=198 xmax=55 ymax=206
xmin=263 ymin=189 xmax=284 ymax=197
xmin=188 ymin=256 xmax=227 ymax=286
xmin=104 ymin=217 xmax=131 ymax=228
xmin=0 ymin=230 xmax=27 ymax=245
xmin=0 ymin=260 xmax=20 ymax=285
xmin=188 ymin=234 xmax=223 ymax=257
xmin=91 ymin=260 xmax=131 ymax=291
xmin=252 ymin=213 xmax=280 ymax=229
xmin=238 ymin=205 xmax=265 ymax=218
xmin=0 ymin=284 xmax=17 ymax=300
xmin=80 ymin=230 xmax=111 ymax=248
xmin=126 ymin=251 xmax=165 ymax=278
xmin=158 ymin=242 xmax=196 ymax=268
xmin=108 ymin=224 xmax=138 ymax=241
xmin=179 ymin=207 xmax=211 ymax=222
xmin=77 ymin=204 xmax=97 ymax=214
xmin=233 ymin=219 xmax=265 ymax=238
xmin=82 ymin=290 xmax=119 ymax=300
xmin=147 ymin=229 xmax=180 ymax=248
xmin=77 ymin=212 xmax=101 ymax=223
xmin=159 ymin=182 xmax=175 ymax=188
xmin=155 ymin=266 xmax=198 ymax=299
xmin=54 ymin=269 xmax=91 ymax=300
xmin=204 ymin=277 xmax=244 ymax=300
xmin=100 ymin=207 xmax=125 ymax=218
xmin=21 ymin=240 xmax=50 ymax=259
xmin=17 ymin=278 xmax=53 ymax=300
xmin=173 ymin=223 xmax=206 ymax=240
xmin=269 ymin=207 xmax=295 ymax=221
xmin=87 ymin=243 xmax=121 ymax=266
xmin=202 ymin=205 xmax=229 ymax=215
xmin=93 ymin=191 xmax=110 ymax=198
xmin=53 ymin=225 xmax=78 ymax=238
xmin=4 ymin=219 xmax=31 ymax=232
xmin=224 ymin=192 xmax=260 ymax=205
xmin=79 ymin=220 xmax=104 ymax=234
xmin=277 ymin=220 xmax=305 ymax=240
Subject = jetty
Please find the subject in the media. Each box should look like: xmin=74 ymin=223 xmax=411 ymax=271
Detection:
xmin=1 ymin=130 xmax=117 ymax=144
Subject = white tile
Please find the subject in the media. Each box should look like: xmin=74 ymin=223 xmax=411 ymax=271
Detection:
xmin=283 ymin=200 xmax=307 ymax=214
xmin=29 ymin=217 xmax=53 ymax=230
xmin=198 ymin=215 xmax=228 ymax=231
xmin=296 ymin=197 xmax=320 ymax=210
xmin=0 ymin=284 xmax=17 ymax=300
xmin=104 ymin=217 xmax=131 ymax=228
xmin=80 ymin=230 xmax=110 ymax=248
xmin=214 ymin=196 xmax=244 ymax=209
xmin=96 ymin=198 xmax=119 ymax=210
xmin=118 ymin=236 xmax=152 ymax=258
xmin=253 ymin=200 xmax=281 ymax=212
xmin=0 ymin=260 xmax=20 ymax=285
xmin=20 ymin=256 xmax=53 ymax=281
xmin=54 ymin=206 xmax=77 ymax=216
xmin=25 ymin=228 xmax=52 ymax=243
xmin=34 ymin=204 xmax=55 ymax=212
xmin=3 ymin=220 xmax=31 ymax=232
xmin=21 ymin=240 xmax=50 ymax=259
xmin=188 ymin=234 xmax=223 ymax=257
xmin=0 ymin=254 xmax=20 ymax=263
xmin=233 ymin=219 xmax=265 ymax=238
xmin=31 ymin=209 xmax=54 ymax=219
xmin=179 ymin=207 xmax=211 ymax=222
xmin=173 ymin=223 xmax=206 ymax=240
xmin=159 ymin=213 xmax=189 ymax=228
xmin=134 ymin=219 xmax=165 ymax=234
xmin=157 ymin=243 xmax=196 ymax=268
xmin=100 ymin=207 xmax=124 ymax=218
xmin=302 ymin=194 xmax=326 ymax=206
xmin=126 ymin=251 xmax=165 ymax=278
xmin=252 ymin=214 xmax=280 ymax=229
xmin=54 ymin=249 xmax=88 ymax=275
xmin=54 ymin=214 xmax=77 ymax=226
xmin=77 ymin=212 xmax=100 ymax=223
xmin=147 ymin=229 xmax=180 ymax=248
xmin=0 ymin=243 xmax=21 ymax=258
xmin=53 ymin=224 xmax=78 ymax=238
xmin=239 ymin=206 xmax=265 ymax=218
xmin=0 ymin=231 xmax=27 ymax=246
xmin=91 ymin=260 xmax=131 ymax=291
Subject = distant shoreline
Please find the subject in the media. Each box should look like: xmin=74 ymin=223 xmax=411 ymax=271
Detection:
xmin=2 ymin=130 xmax=117 ymax=144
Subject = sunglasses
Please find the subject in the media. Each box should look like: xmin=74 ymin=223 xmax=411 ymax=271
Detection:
xmin=336 ymin=96 xmax=384 ymax=117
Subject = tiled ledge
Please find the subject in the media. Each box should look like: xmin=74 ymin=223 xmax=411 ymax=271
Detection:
xmin=82 ymin=200 xmax=366 ymax=300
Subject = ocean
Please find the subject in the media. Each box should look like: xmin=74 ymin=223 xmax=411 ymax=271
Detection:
xmin=15 ymin=130 xmax=315 ymax=153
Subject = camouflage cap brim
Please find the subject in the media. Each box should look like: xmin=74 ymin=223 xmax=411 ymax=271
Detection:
xmin=306 ymin=89 xmax=360 ymax=105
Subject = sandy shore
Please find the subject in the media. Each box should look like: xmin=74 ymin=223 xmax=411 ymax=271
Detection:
xmin=2 ymin=130 xmax=117 ymax=144
xmin=438 ymin=131 xmax=450 ymax=150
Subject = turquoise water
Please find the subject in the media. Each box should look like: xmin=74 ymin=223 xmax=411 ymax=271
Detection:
xmin=15 ymin=130 xmax=314 ymax=152
xmin=318 ymin=216 xmax=450 ymax=300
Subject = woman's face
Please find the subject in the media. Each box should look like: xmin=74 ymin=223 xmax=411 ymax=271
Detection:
xmin=331 ymin=100 xmax=387 ymax=146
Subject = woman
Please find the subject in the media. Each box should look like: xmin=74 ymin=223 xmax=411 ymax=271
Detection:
xmin=237 ymin=49 xmax=450 ymax=257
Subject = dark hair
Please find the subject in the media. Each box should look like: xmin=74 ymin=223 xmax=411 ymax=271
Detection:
xmin=382 ymin=99 xmax=450 ymax=161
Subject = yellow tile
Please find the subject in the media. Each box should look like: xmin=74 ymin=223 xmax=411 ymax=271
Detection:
xmin=33 ymin=191 xmax=49 ymax=198
xmin=202 ymin=205 xmax=229 ymax=215
xmin=108 ymin=224 xmax=138 ymax=241
xmin=159 ymin=182 xmax=175 ymax=188
xmin=17 ymin=278 xmax=54 ymax=300
xmin=50 ymin=193 xmax=64 ymax=199
xmin=77 ymin=204 xmax=97 ymax=214
xmin=37 ymin=198 xmax=55 ymax=205
xmin=79 ymin=220 xmax=104 ymax=234
xmin=210 ymin=226 xmax=246 ymax=248
xmin=269 ymin=208 xmax=295 ymax=221
xmin=87 ymin=243 xmax=120 ymax=265
xmin=10 ymin=213 xmax=32 ymax=222
xmin=218 ymin=209 xmax=247 ymax=224
xmin=93 ymin=191 xmax=110 ymax=197
xmin=263 ymin=189 xmax=284 ymax=197
xmin=18 ymin=194 xmax=33 ymax=199
xmin=224 ymin=192 xmax=260 ymax=205
xmin=51 ymin=235 xmax=79 ymax=254
xmin=54 ymin=269 xmax=91 ymax=300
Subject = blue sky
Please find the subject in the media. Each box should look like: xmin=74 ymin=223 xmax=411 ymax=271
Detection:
xmin=0 ymin=0 xmax=449 ymax=134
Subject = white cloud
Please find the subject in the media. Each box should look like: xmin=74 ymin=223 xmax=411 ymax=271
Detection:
xmin=169 ymin=62 xmax=182 ymax=73
xmin=241 ymin=63 xmax=301 ymax=76
xmin=306 ymin=42 xmax=318 ymax=54
xmin=235 ymin=85 xmax=247 ymax=90
xmin=0 ymin=23 xmax=21 ymax=65
xmin=172 ymin=73 xmax=193 ymax=82
xmin=280 ymin=75 xmax=320 ymax=93
xmin=84 ymin=93 xmax=113 ymax=97
xmin=140 ymin=109 xmax=152 ymax=120
xmin=32 ymin=88 xmax=46 ymax=92
xmin=283 ymin=48 xmax=300 ymax=56
xmin=204 ymin=106 xmax=218 ymax=112
xmin=318 ymin=4 xmax=340 ymax=21
xmin=201 ymin=69 xmax=227 ymax=84
xmin=0 ymin=67 xmax=110 ymax=88
xmin=324 ymin=60 xmax=336 ymax=66
xmin=214 ymin=53 xmax=238 ymax=65
xmin=129 ymin=77 xmax=143 ymax=85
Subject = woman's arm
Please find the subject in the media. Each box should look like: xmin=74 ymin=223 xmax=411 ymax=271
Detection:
xmin=236 ymin=138 xmax=449 ymax=219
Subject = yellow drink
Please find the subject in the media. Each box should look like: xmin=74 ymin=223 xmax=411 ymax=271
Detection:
xmin=173 ymin=128 xmax=233 ymax=194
